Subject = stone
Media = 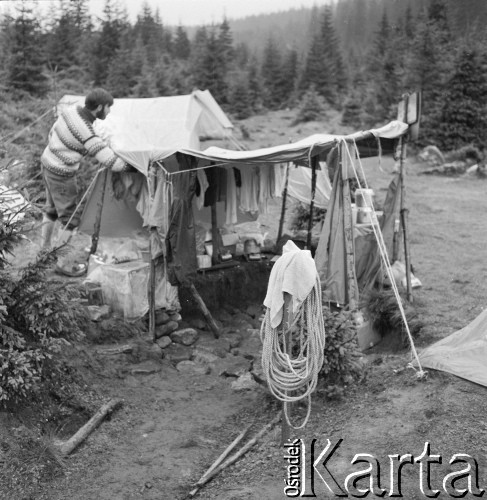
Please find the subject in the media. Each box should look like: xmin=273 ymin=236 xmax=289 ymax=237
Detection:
xmin=170 ymin=328 xmax=199 ymax=346
xmin=155 ymin=309 xmax=170 ymax=325
xmin=189 ymin=318 xmax=207 ymax=330
xmin=156 ymin=336 xmax=172 ymax=349
xmin=87 ymin=304 xmax=111 ymax=322
xmin=194 ymin=337 xmax=231 ymax=357
xmin=192 ymin=347 xmax=220 ymax=365
xmin=165 ymin=344 xmax=193 ymax=364
xmin=220 ymin=332 xmax=242 ymax=349
xmin=129 ymin=360 xmax=163 ymax=375
xmin=245 ymin=304 xmax=262 ymax=319
xmin=176 ymin=360 xmax=210 ymax=376
xmin=231 ymin=372 xmax=259 ymax=392
xmin=155 ymin=321 xmax=179 ymax=339
xmin=168 ymin=311 xmax=182 ymax=322
xmin=215 ymin=309 xmax=233 ymax=322
xmin=251 ymin=364 xmax=266 ymax=385
xmin=214 ymin=355 xmax=251 ymax=377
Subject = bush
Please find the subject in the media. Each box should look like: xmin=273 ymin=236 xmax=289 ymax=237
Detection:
xmin=444 ymin=144 xmax=483 ymax=164
xmin=320 ymin=307 xmax=364 ymax=399
xmin=287 ymin=202 xmax=326 ymax=233
xmin=293 ymin=85 xmax=327 ymax=125
xmin=0 ymin=212 xmax=86 ymax=404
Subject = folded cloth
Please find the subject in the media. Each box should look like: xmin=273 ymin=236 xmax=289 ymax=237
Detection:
xmin=263 ymin=240 xmax=318 ymax=329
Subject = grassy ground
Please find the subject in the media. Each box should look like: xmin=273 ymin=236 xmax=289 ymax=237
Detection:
xmin=2 ymin=109 xmax=487 ymax=499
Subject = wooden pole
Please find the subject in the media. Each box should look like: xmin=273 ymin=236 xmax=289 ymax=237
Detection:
xmin=276 ymin=163 xmax=291 ymax=244
xmin=399 ymin=134 xmax=413 ymax=302
xmin=192 ymin=413 xmax=281 ymax=492
xmin=306 ymin=156 xmax=318 ymax=250
xmin=341 ymin=142 xmax=358 ymax=311
xmin=280 ymin=292 xmax=294 ymax=446
xmin=188 ymin=282 xmax=220 ymax=338
xmin=88 ymin=168 xmax=109 ymax=257
xmin=56 ymin=399 xmax=123 ymax=456
xmin=210 ymin=202 xmax=221 ymax=266
xmin=148 ymin=163 xmax=158 ymax=341
xmin=188 ymin=423 xmax=252 ymax=497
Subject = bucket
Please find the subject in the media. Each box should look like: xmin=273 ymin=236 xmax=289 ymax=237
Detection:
xmin=357 ymin=206 xmax=373 ymax=224
xmin=355 ymin=188 xmax=374 ymax=208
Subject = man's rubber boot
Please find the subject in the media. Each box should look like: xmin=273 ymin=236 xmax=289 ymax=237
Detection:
xmin=40 ymin=216 xmax=56 ymax=250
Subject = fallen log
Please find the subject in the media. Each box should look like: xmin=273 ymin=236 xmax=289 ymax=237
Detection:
xmin=96 ymin=345 xmax=133 ymax=355
xmin=56 ymin=398 xmax=123 ymax=456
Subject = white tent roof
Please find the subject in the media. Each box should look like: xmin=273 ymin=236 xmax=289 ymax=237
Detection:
xmin=57 ymin=90 xmax=234 ymax=172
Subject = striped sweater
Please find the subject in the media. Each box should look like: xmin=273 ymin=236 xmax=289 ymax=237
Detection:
xmin=41 ymin=105 xmax=125 ymax=176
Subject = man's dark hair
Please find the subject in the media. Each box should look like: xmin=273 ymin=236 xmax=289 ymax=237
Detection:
xmin=85 ymin=88 xmax=114 ymax=110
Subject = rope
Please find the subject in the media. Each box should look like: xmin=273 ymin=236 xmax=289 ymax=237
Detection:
xmin=345 ymin=139 xmax=425 ymax=378
xmin=260 ymin=276 xmax=326 ymax=429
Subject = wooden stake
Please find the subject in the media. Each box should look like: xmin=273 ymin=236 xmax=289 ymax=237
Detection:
xmin=276 ymin=163 xmax=291 ymax=245
xmin=399 ymin=134 xmax=413 ymax=302
xmin=88 ymin=168 xmax=109 ymax=257
xmin=56 ymin=399 xmax=123 ymax=456
xmin=280 ymin=292 xmax=294 ymax=446
xmin=340 ymin=142 xmax=358 ymax=311
xmin=190 ymin=413 xmax=280 ymax=493
xmin=188 ymin=282 xmax=220 ymax=338
xmin=188 ymin=423 xmax=252 ymax=497
xmin=306 ymin=156 xmax=318 ymax=250
xmin=148 ymin=163 xmax=158 ymax=341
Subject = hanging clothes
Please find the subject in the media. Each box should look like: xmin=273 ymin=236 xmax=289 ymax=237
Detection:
xmin=166 ymin=154 xmax=198 ymax=285
xmin=195 ymin=168 xmax=209 ymax=210
xmin=238 ymin=166 xmax=259 ymax=213
xmin=225 ymin=166 xmax=238 ymax=226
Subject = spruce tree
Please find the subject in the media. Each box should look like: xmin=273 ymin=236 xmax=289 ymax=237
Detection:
xmin=173 ymin=25 xmax=191 ymax=60
xmin=261 ymin=36 xmax=283 ymax=109
xmin=5 ymin=1 xmax=48 ymax=96
xmin=436 ymin=47 xmax=487 ymax=151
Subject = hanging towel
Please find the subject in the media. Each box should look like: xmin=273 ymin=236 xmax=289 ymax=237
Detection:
xmin=195 ymin=169 xmax=209 ymax=210
xmin=263 ymin=240 xmax=318 ymax=329
xmin=225 ymin=166 xmax=238 ymax=225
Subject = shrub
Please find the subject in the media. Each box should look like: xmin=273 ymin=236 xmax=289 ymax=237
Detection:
xmin=320 ymin=306 xmax=364 ymax=399
xmin=0 ymin=210 xmax=86 ymax=404
xmin=287 ymin=202 xmax=326 ymax=233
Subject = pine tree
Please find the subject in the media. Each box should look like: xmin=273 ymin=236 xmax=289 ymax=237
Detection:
xmin=436 ymin=47 xmax=487 ymax=151
xmin=279 ymin=48 xmax=299 ymax=106
xmin=294 ymin=85 xmax=327 ymax=124
xmin=5 ymin=1 xmax=48 ymax=96
xmin=247 ymin=57 xmax=263 ymax=113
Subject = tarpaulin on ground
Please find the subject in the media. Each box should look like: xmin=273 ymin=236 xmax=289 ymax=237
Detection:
xmin=418 ymin=308 xmax=487 ymax=387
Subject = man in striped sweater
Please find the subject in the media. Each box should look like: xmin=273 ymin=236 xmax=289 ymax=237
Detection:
xmin=41 ymin=88 xmax=126 ymax=276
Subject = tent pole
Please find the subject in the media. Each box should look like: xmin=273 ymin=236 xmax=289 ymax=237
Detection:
xmin=149 ymin=163 xmax=158 ymax=341
xmin=306 ymin=156 xmax=318 ymax=250
xmin=340 ymin=142 xmax=358 ymax=311
xmin=280 ymin=292 xmax=293 ymax=445
xmin=88 ymin=167 xmax=109 ymax=258
xmin=276 ymin=163 xmax=290 ymax=245
xmin=399 ymin=134 xmax=413 ymax=302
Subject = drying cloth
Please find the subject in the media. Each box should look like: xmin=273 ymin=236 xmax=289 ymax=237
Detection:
xmin=195 ymin=169 xmax=209 ymax=210
xmin=263 ymin=240 xmax=318 ymax=329
xmin=225 ymin=166 xmax=238 ymax=225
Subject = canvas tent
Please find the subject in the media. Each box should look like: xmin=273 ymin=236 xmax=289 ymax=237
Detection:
xmin=66 ymin=86 xmax=408 ymax=327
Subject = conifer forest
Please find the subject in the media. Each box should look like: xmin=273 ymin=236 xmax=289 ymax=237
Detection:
xmin=1 ymin=0 xmax=487 ymax=156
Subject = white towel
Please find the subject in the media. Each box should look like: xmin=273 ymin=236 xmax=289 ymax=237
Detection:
xmin=263 ymin=240 xmax=318 ymax=328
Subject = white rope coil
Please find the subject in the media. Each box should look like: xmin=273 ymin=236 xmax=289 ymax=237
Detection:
xmin=260 ymin=277 xmax=326 ymax=429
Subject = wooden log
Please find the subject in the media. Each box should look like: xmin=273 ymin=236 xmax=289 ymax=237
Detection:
xmin=188 ymin=282 xmax=220 ymax=338
xmin=188 ymin=423 xmax=253 ymax=497
xmin=56 ymin=398 xmax=123 ymax=456
xmin=192 ymin=413 xmax=281 ymax=491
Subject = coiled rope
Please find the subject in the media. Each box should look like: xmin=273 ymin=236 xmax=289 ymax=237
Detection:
xmin=260 ymin=276 xmax=326 ymax=429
